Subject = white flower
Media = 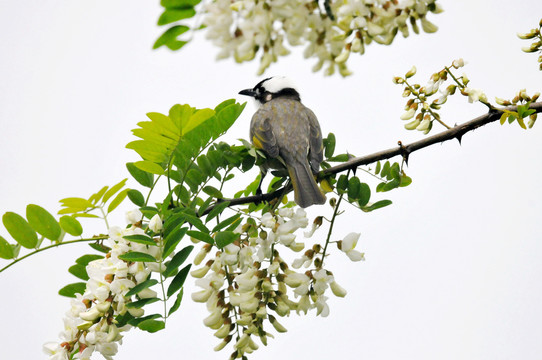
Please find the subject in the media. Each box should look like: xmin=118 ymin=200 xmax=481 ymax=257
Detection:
xmin=125 ymin=208 xmax=142 ymax=224
xmin=43 ymin=342 xmax=67 ymax=360
xmin=148 ymin=214 xmax=163 ymax=233
xmin=452 ymin=58 xmax=465 ymax=68
xmin=341 ymin=232 xmax=365 ymax=262
xmin=464 ymin=87 xmax=487 ymax=103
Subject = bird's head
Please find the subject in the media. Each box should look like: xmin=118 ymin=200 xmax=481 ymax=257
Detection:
xmin=239 ymin=76 xmax=301 ymax=106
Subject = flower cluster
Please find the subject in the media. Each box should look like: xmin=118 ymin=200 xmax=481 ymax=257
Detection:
xmin=495 ymin=89 xmax=540 ymax=129
xmin=394 ymin=58 xmax=491 ymax=134
xmin=203 ymin=0 xmax=442 ymax=76
xmin=518 ymin=18 xmax=542 ymax=71
xmin=191 ymin=207 xmax=363 ymax=358
xmin=44 ymin=211 xmax=163 ymax=360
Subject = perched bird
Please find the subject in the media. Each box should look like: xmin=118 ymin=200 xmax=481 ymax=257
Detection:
xmin=239 ymin=76 xmax=326 ymax=208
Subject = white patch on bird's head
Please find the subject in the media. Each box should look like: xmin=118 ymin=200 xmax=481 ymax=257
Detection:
xmin=258 ymin=76 xmax=299 ymax=94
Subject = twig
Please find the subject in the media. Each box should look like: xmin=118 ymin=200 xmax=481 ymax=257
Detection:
xmin=204 ymin=102 xmax=542 ymax=212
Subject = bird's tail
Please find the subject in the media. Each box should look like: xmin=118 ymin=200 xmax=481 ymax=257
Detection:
xmin=287 ymin=161 xmax=326 ymax=208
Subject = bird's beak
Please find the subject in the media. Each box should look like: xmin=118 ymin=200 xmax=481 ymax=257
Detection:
xmin=239 ymin=89 xmax=257 ymax=97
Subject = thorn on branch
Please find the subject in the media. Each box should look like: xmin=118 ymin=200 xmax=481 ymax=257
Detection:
xmin=398 ymin=141 xmax=410 ymax=165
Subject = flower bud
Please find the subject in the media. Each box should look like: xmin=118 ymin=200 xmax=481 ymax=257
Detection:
xmin=96 ymin=301 xmax=111 ymax=313
xmin=517 ymin=29 xmax=539 ymax=39
xmin=400 ymin=108 xmax=416 ymax=120
xmin=127 ymin=307 xmax=144 ymax=317
xmin=392 ymin=76 xmax=404 ymax=84
xmin=452 ymin=58 xmax=465 ymax=68
xmin=405 ymin=66 xmax=417 ymax=78
xmin=268 ymin=315 xmax=287 ymax=333
xmin=421 ymin=18 xmax=438 ymax=33
xmin=79 ymin=307 xmax=102 ymax=321
xmin=330 ymin=281 xmax=348 ymax=297
xmin=404 ymin=119 xmax=421 ymax=130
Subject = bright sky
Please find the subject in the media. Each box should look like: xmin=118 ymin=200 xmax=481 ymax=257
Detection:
xmin=1 ymin=1 xmax=541 ymax=359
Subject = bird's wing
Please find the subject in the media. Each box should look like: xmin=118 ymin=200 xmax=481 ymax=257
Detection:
xmin=305 ymin=107 xmax=324 ymax=174
xmin=250 ymin=109 xmax=280 ymax=158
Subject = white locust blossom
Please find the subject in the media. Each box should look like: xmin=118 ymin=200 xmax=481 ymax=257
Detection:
xmin=45 ymin=210 xmax=168 ymax=360
xmin=191 ymin=206 xmax=360 ymax=356
xmin=340 ymin=232 xmax=365 ymax=261
xmin=202 ymin=0 xmax=443 ymax=76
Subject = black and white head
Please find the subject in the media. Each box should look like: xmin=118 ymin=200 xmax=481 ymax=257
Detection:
xmin=239 ymin=76 xmax=301 ymax=106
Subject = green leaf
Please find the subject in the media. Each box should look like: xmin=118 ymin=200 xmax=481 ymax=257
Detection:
xmin=134 ymin=160 xmax=165 ymax=176
xmin=137 ymin=319 xmax=166 ymax=333
xmin=107 ymin=189 xmax=129 ymax=214
xmin=324 ymin=133 xmax=336 ymax=159
xmin=163 ymin=227 xmax=188 ymax=259
xmin=183 ymin=212 xmax=209 ymax=233
xmin=358 ymin=183 xmax=371 ymax=207
xmin=153 ymin=25 xmax=189 ymax=50
xmin=161 ymin=0 xmax=201 ymax=8
xmin=2 ymin=212 xmax=38 ymax=249
xmin=499 ymin=112 xmax=508 ymax=125
xmin=158 ymin=8 xmax=196 ymax=26
xmin=76 ymin=254 xmax=104 ymax=266
xmin=363 ymin=200 xmax=393 ymax=212
xmin=58 ymin=282 xmax=86 ymax=298
xmin=336 ymin=174 xmax=349 ymax=194
xmin=212 ymin=214 xmax=241 ymax=233
xmin=375 ymin=161 xmax=382 ymax=175
xmin=0 ymin=236 xmax=15 ymax=259
xmin=168 ymin=288 xmax=184 ymax=316
xmin=326 ymin=154 xmax=350 ymax=162
xmin=202 ymin=186 xmax=223 ymax=199
xmin=183 ymin=109 xmax=216 ymax=135
xmin=59 ymin=216 xmax=83 ymax=236
xmin=68 ymin=264 xmax=89 ymax=281
xmin=25 ymin=204 xmax=61 ymax=241
xmin=118 ymin=251 xmax=157 ymax=263
xmin=186 ymin=230 xmax=214 ymax=245
xmin=89 ymin=186 xmax=109 ymax=205
xmin=124 ymin=234 xmax=157 ymax=246
xmin=389 ymin=162 xmax=401 ymax=180
xmin=88 ymin=242 xmax=111 ymax=253
xmin=126 ymin=162 xmax=154 ymax=188
xmin=215 ymin=231 xmax=239 ymax=249
xmin=127 ymin=189 xmax=146 ymax=207
xmin=517 ymin=116 xmax=527 ymax=129
xmin=347 ymin=177 xmax=361 ymax=200
xmin=59 ymin=197 xmax=93 ymax=210
xmin=127 ymin=313 xmax=161 ymax=327
xmin=126 ymin=297 xmax=160 ymax=309
xmin=205 ymin=201 xmax=231 ymax=223
xmin=126 ymin=279 xmax=159 ymax=297
xmin=381 ymin=161 xmax=391 ymax=178
xmin=400 ymin=175 xmax=413 ymax=187
xmin=167 ymin=264 xmax=191 ymax=298
xmin=102 ymin=179 xmax=128 ymax=204
xmin=197 ymin=155 xmax=214 ymax=177
xmin=164 ymin=245 xmax=194 ymax=278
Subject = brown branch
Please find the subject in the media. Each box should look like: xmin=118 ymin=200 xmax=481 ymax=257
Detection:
xmin=204 ymin=101 xmax=542 ymax=214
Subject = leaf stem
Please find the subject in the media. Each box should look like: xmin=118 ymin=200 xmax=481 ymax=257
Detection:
xmin=0 ymin=236 xmax=108 ymax=273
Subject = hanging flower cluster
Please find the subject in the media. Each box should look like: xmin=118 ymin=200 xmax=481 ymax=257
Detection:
xmin=190 ymin=207 xmax=364 ymax=358
xmin=44 ymin=211 xmax=163 ymax=360
xmin=393 ymin=58 xmax=492 ymax=134
xmin=203 ymin=0 xmax=442 ymax=76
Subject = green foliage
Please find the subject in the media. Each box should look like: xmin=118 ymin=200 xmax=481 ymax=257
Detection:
xmin=58 ymin=282 xmax=86 ymax=298
xmin=154 ymin=0 xmax=202 ymax=50
xmin=2 ymin=212 xmax=38 ymax=249
xmin=119 ymin=252 xmax=157 ymax=263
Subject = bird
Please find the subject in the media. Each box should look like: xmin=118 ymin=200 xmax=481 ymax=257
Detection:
xmin=238 ymin=76 xmax=326 ymax=208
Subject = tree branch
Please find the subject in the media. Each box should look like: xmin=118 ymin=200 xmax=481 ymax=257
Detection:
xmin=207 ymin=102 xmax=542 ymax=212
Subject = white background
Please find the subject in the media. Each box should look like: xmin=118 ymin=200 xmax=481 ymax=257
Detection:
xmin=1 ymin=1 xmax=542 ymax=359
